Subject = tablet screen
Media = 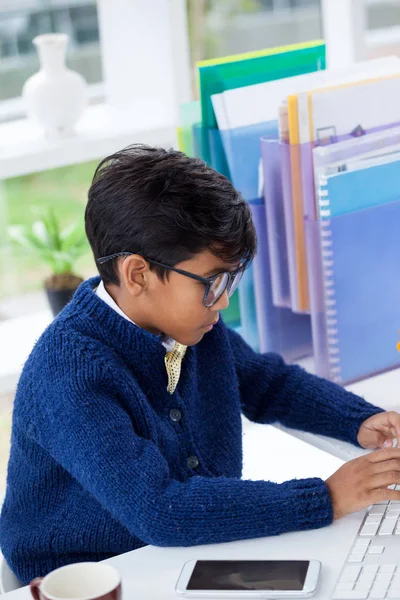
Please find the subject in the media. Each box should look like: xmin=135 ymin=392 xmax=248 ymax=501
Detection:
xmin=187 ymin=560 xmax=309 ymax=591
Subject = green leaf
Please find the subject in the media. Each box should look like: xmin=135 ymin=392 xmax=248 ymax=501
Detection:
xmin=42 ymin=209 xmax=62 ymax=251
xmin=60 ymin=223 xmax=88 ymax=253
xmin=8 ymin=225 xmax=48 ymax=251
xmin=60 ymin=222 xmax=79 ymax=242
xmin=32 ymin=220 xmax=49 ymax=245
xmin=8 ymin=225 xmax=31 ymax=248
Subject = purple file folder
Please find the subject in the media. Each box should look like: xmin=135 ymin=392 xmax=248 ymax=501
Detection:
xmin=260 ymin=136 xmax=291 ymax=309
xmin=305 ymin=200 xmax=400 ymax=385
xmin=250 ymin=198 xmax=312 ymax=362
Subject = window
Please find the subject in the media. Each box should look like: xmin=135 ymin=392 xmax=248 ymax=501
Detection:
xmin=367 ymin=0 xmax=400 ymax=30
xmin=366 ymin=0 xmax=400 ymax=58
xmin=0 ymin=0 xmax=102 ymax=119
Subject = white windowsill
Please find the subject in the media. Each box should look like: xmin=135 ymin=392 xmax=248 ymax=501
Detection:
xmin=0 ymin=102 xmax=177 ymax=180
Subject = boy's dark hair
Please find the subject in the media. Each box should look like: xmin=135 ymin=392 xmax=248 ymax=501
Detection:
xmin=85 ymin=144 xmax=257 ymax=285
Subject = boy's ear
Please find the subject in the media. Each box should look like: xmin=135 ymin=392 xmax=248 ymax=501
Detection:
xmin=120 ymin=254 xmax=149 ymax=296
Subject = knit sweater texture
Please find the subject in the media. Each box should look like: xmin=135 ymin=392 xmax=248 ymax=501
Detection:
xmin=0 ymin=277 xmax=383 ymax=583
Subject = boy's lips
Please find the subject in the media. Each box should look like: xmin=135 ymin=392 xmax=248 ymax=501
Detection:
xmin=202 ymin=317 xmax=219 ymax=330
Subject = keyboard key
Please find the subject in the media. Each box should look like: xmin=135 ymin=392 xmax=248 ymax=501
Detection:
xmin=348 ymin=555 xmax=364 ymax=563
xmin=362 ymin=565 xmax=379 ymax=576
xmin=380 ymin=565 xmax=397 ymax=574
xmin=379 ymin=519 xmax=397 ymax=535
xmin=375 ymin=575 xmax=392 ymax=589
xmin=336 ymin=582 xmax=355 ymax=591
xmin=340 ymin=566 xmax=362 ymax=583
xmin=366 ymin=515 xmax=384 ymax=524
xmin=387 ymin=509 xmax=400 ymax=518
xmin=369 ymin=505 xmax=387 ymax=515
xmin=361 ymin=523 xmax=380 ymax=536
xmin=368 ymin=545 xmax=385 ymax=554
xmin=370 ymin=586 xmax=390 ymax=599
xmin=354 ymin=581 xmax=372 ymax=592
xmin=358 ymin=574 xmax=375 ymax=585
xmin=393 ymin=575 xmax=400 ymax=587
xmin=373 ymin=502 xmax=389 ymax=508
xmin=353 ymin=541 xmax=368 ymax=550
xmin=354 ymin=538 xmax=370 ymax=547
xmin=387 ymin=590 xmax=400 ymax=599
xmin=332 ymin=592 xmax=368 ymax=599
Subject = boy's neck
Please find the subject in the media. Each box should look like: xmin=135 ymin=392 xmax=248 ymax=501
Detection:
xmin=104 ymin=282 xmax=161 ymax=336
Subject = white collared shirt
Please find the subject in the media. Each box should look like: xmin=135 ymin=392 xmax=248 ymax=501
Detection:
xmin=95 ymin=280 xmax=175 ymax=351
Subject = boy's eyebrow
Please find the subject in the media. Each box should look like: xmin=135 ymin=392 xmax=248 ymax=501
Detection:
xmin=203 ymin=265 xmax=239 ymax=277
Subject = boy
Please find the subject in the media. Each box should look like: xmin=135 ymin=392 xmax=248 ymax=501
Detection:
xmin=2 ymin=144 xmax=400 ymax=584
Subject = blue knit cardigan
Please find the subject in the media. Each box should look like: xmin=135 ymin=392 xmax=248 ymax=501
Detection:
xmin=0 ymin=277 xmax=382 ymax=583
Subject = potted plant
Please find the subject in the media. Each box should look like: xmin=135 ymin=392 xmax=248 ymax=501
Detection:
xmin=8 ymin=209 xmax=88 ymax=316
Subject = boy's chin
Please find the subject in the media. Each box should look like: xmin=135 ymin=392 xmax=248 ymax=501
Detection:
xmin=178 ymin=330 xmax=208 ymax=347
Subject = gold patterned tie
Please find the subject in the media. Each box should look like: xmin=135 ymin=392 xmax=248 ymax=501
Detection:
xmin=164 ymin=342 xmax=187 ymax=394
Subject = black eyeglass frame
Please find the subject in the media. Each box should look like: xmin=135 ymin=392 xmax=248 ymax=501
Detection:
xmin=96 ymin=251 xmax=249 ymax=307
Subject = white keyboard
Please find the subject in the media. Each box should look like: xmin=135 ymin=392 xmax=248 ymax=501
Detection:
xmin=332 ymin=487 xmax=400 ymax=599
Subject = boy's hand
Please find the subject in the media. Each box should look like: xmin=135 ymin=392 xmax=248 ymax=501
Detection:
xmin=357 ymin=411 xmax=400 ymax=449
xmin=326 ymin=448 xmax=400 ymax=519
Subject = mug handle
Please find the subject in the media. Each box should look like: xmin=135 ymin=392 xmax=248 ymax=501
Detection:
xmin=30 ymin=577 xmax=43 ymax=600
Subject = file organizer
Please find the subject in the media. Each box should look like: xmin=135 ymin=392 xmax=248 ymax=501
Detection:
xmin=222 ymin=289 xmax=241 ymax=330
xmin=212 ymin=55 xmax=397 ymax=154
xmin=250 ymin=198 xmax=312 ymax=361
xmin=219 ymin=121 xmax=279 ymax=201
xmin=298 ymin=73 xmax=400 ymax=220
xmin=279 ymin=141 xmax=301 ymax=313
xmin=312 ymin=125 xmax=400 ymax=189
xmin=285 ymin=61 xmax=400 ymax=313
xmin=238 ymin=261 xmax=259 ymax=351
xmin=306 ymin=198 xmax=400 ymax=385
xmin=210 ymin=44 xmax=335 ymax=199
xmin=201 ymin=42 xmax=326 ymax=345
xmin=208 ymin=127 xmax=231 ymax=179
xmin=215 ymin=61 xmax=372 ymax=311
xmin=316 ymin=154 xmax=400 ymax=219
xmin=197 ymin=40 xmax=326 ymax=165
xmin=192 ymin=123 xmax=204 ymax=164
xmin=178 ymin=101 xmax=201 ymax=157
xmin=260 ymin=135 xmax=291 ymax=309
xmin=292 ymin=126 xmax=400 ymax=314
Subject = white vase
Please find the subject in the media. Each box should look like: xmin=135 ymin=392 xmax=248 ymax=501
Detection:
xmin=22 ymin=33 xmax=87 ymax=138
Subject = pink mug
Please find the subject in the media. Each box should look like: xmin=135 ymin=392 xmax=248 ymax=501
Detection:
xmin=30 ymin=562 xmax=121 ymax=600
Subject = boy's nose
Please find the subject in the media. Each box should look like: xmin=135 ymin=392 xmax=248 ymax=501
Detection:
xmin=213 ymin=290 xmax=229 ymax=312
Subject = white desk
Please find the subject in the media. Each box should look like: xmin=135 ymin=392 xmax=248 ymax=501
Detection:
xmin=2 ymin=422 xmax=368 ymax=600
xmin=277 ymin=364 xmax=400 ymax=462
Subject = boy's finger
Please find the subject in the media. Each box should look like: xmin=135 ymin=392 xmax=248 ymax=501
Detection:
xmin=368 ymin=447 xmax=400 ymax=462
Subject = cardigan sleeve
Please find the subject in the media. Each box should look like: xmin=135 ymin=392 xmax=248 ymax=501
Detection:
xmin=226 ymin=326 xmax=384 ymax=447
xmin=29 ymin=353 xmax=334 ymax=547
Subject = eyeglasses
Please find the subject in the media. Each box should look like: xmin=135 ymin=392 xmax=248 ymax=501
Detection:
xmin=96 ymin=251 xmax=248 ymax=308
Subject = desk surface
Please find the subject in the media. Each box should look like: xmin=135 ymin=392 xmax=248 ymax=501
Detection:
xmin=2 ymin=422 xmax=363 ymax=600
xmin=278 ymin=363 xmax=400 ymax=461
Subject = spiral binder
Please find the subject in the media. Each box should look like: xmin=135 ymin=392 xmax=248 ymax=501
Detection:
xmin=309 ymin=171 xmax=400 ymax=385
xmin=317 ymin=175 xmax=341 ymax=382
